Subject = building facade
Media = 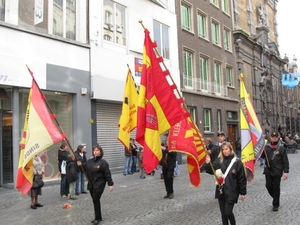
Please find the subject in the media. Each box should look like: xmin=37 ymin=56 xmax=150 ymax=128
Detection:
xmin=176 ymin=0 xmax=240 ymax=148
xmin=232 ymin=0 xmax=298 ymax=135
xmin=0 ymin=0 xmax=91 ymax=188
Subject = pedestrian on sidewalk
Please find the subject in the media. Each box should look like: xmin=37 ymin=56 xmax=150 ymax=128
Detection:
xmin=28 ymin=154 xmax=45 ymax=209
xmin=66 ymin=154 xmax=78 ymax=200
xmin=137 ymin=146 xmax=145 ymax=179
xmin=160 ymin=143 xmax=176 ymax=199
xmin=58 ymin=142 xmax=70 ymax=198
xmin=131 ymin=139 xmax=138 ymax=173
xmin=123 ymin=138 xmax=133 ymax=175
xmin=261 ymin=131 xmax=289 ymax=212
xmin=75 ymin=144 xmax=87 ymax=195
xmin=80 ymin=144 xmax=114 ymax=225
xmin=205 ymin=142 xmax=246 ymax=225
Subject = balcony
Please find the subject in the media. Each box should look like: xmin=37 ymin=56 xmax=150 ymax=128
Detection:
xmin=182 ymin=76 xmax=228 ymax=97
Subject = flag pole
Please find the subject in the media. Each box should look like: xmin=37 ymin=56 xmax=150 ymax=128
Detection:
xmin=25 ymin=65 xmax=91 ymax=185
xmin=138 ymin=21 xmax=220 ymax=185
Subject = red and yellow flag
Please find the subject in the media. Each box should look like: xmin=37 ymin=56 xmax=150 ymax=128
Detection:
xmin=240 ymin=73 xmax=264 ymax=182
xmin=136 ymin=29 xmax=189 ymax=173
xmin=168 ymin=117 xmax=206 ymax=187
xmin=118 ymin=68 xmax=139 ymax=150
xmin=16 ymin=69 xmax=64 ymax=195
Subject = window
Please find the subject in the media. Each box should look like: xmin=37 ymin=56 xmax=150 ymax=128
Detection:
xmin=153 ymin=21 xmax=170 ymax=59
xmin=53 ymin=0 xmax=76 ymax=39
xmin=226 ymin=67 xmax=233 ymax=87
xmin=200 ymin=56 xmax=209 ymax=91
xmin=103 ymin=0 xmax=126 ymax=46
xmin=15 ymin=0 xmax=87 ymax=43
xmin=197 ymin=12 xmax=207 ymax=39
xmin=204 ymin=109 xmax=212 ymax=132
xmin=183 ymin=50 xmax=194 ymax=87
xmin=210 ymin=0 xmax=219 ymax=7
xmin=223 ymin=28 xmax=231 ymax=51
xmin=221 ymin=0 xmax=229 ymax=14
xmin=181 ymin=3 xmax=192 ymax=31
xmin=0 ymin=0 xmax=5 ymax=21
xmin=217 ymin=110 xmax=221 ymax=132
xmin=214 ymin=61 xmax=222 ymax=93
xmin=188 ymin=107 xmax=196 ymax=121
xmin=211 ymin=21 xmax=220 ymax=45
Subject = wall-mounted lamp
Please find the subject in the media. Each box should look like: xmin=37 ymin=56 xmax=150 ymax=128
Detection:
xmin=81 ymin=88 xmax=87 ymax=96
xmin=234 ymin=38 xmax=242 ymax=45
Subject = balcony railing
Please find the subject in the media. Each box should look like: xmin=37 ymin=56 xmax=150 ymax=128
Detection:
xmin=183 ymin=75 xmax=228 ymax=97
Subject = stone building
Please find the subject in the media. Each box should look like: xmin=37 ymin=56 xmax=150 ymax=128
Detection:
xmin=232 ymin=0 xmax=298 ymax=134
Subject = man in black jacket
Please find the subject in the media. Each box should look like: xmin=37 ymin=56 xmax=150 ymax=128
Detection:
xmin=261 ymin=131 xmax=289 ymax=212
xmin=161 ymin=143 xmax=177 ymax=199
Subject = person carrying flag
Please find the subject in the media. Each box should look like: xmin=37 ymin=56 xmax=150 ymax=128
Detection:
xmin=261 ymin=131 xmax=289 ymax=212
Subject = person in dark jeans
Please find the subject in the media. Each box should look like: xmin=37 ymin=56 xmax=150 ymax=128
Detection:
xmin=261 ymin=131 xmax=289 ymax=212
xmin=130 ymin=139 xmax=138 ymax=173
xmin=160 ymin=143 xmax=177 ymax=199
xmin=58 ymin=142 xmax=70 ymax=198
xmin=79 ymin=144 xmax=114 ymax=225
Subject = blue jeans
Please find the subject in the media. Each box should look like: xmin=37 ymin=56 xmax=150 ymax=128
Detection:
xmin=123 ymin=156 xmax=132 ymax=174
xmin=60 ymin=174 xmax=69 ymax=196
xmin=76 ymin=171 xmax=85 ymax=193
xmin=260 ymin=157 xmax=265 ymax=165
xmin=236 ymin=151 xmax=241 ymax=159
xmin=131 ymin=155 xmax=137 ymax=173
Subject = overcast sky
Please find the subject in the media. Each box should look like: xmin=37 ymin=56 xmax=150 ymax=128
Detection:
xmin=277 ymin=0 xmax=299 ymax=62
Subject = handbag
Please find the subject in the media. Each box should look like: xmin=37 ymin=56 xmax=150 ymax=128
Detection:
xmin=32 ymin=175 xmax=44 ymax=189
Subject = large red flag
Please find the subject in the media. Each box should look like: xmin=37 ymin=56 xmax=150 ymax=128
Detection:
xmin=16 ymin=69 xmax=64 ymax=195
xmin=168 ymin=118 xmax=206 ymax=187
xmin=136 ymin=29 xmax=189 ymax=173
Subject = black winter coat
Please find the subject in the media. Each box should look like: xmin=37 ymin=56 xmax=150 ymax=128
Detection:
xmin=58 ymin=149 xmax=70 ymax=173
xmin=261 ymin=141 xmax=289 ymax=177
xmin=85 ymin=156 xmax=114 ymax=193
xmin=205 ymin=155 xmax=247 ymax=203
xmin=66 ymin=160 xmax=78 ymax=184
xmin=160 ymin=148 xmax=177 ymax=170
xmin=207 ymin=143 xmax=220 ymax=163
xmin=75 ymin=151 xmax=87 ymax=172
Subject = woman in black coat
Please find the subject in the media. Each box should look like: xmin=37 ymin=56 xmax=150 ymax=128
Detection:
xmin=80 ymin=144 xmax=114 ymax=225
xmin=205 ymin=142 xmax=246 ymax=225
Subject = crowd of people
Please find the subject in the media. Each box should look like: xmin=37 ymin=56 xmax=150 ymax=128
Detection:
xmin=27 ymin=128 xmax=292 ymax=225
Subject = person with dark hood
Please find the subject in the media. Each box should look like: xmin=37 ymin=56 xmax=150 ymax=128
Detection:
xmin=261 ymin=131 xmax=289 ymax=212
xmin=79 ymin=144 xmax=114 ymax=225
xmin=205 ymin=142 xmax=246 ymax=225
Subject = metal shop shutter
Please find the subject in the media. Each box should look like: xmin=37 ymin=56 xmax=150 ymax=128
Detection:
xmin=96 ymin=101 xmax=136 ymax=173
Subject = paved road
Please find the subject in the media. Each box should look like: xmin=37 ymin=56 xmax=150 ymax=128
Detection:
xmin=0 ymin=152 xmax=299 ymax=225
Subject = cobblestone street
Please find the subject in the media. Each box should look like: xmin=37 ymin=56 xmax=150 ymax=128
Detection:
xmin=1 ymin=152 xmax=300 ymax=225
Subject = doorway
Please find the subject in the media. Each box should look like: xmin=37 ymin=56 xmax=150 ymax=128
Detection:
xmin=227 ymin=124 xmax=237 ymax=151
xmin=0 ymin=92 xmax=13 ymax=187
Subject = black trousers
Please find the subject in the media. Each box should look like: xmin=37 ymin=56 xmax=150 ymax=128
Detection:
xmin=265 ymin=174 xmax=281 ymax=207
xmin=90 ymin=189 xmax=104 ymax=221
xmin=162 ymin=167 xmax=174 ymax=195
xmin=218 ymin=198 xmax=235 ymax=225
